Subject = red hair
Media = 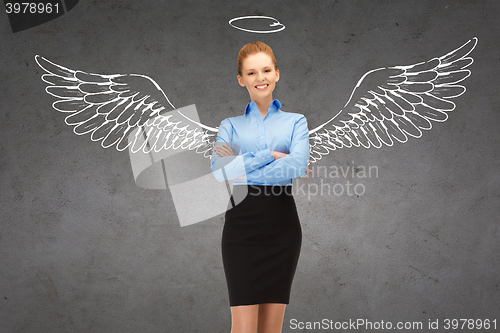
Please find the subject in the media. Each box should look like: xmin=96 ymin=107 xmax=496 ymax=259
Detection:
xmin=237 ymin=41 xmax=278 ymax=76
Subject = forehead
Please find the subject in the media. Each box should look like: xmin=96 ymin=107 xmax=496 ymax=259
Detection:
xmin=242 ymin=52 xmax=274 ymax=70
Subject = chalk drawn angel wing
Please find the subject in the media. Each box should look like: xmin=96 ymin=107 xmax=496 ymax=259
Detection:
xmin=35 ymin=56 xmax=218 ymax=157
xmin=308 ymin=37 xmax=478 ymax=163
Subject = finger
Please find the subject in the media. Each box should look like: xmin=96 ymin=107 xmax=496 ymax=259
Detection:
xmin=214 ymin=147 xmax=225 ymax=156
xmin=215 ymin=147 xmax=228 ymax=157
xmin=218 ymin=146 xmax=231 ymax=154
xmin=219 ymin=147 xmax=234 ymax=156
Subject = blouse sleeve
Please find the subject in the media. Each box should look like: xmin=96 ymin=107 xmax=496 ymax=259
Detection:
xmin=211 ymin=118 xmax=275 ymax=182
xmin=244 ymin=115 xmax=310 ymax=183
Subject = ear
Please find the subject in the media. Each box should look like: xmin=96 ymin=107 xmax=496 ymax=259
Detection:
xmin=237 ymin=74 xmax=245 ymax=87
xmin=275 ymin=69 xmax=280 ymax=82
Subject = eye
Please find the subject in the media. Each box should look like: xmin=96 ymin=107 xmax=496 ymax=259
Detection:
xmin=248 ymin=72 xmax=254 ymax=75
xmin=265 ymin=69 xmax=271 ymax=72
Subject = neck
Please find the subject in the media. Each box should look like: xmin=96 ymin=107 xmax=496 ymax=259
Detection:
xmin=251 ymin=96 xmax=274 ymax=115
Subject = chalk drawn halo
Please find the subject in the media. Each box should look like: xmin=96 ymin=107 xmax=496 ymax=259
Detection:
xmin=228 ymin=15 xmax=285 ymax=34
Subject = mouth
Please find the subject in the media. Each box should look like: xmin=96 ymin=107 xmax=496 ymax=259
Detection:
xmin=255 ymin=84 xmax=269 ymax=90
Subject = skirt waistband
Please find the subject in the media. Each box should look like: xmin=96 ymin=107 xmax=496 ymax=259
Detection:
xmin=233 ymin=185 xmax=293 ymax=197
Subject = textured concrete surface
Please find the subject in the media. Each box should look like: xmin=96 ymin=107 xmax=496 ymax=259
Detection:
xmin=1 ymin=0 xmax=499 ymax=332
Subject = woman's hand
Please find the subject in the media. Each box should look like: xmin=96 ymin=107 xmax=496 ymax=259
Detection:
xmin=271 ymin=151 xmax=311 ymax=178
xmin=302 ymin=160 xmax=312 ymax=177
xmin=270 ymin=151 xmax=287 ymax=160
xmin=214 ymin=143 xmax=235 ymax=157
xmin=222 ymin=148 xmax=312 ymax=179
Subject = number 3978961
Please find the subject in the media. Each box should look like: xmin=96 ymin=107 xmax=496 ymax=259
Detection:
xmin=5 ymin=2 xmax=60 ymax=14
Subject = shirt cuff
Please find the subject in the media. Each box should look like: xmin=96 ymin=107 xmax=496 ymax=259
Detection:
xmin=243 ymin=148 xmax=273 ymax=170
xmin=255 ymin=148 xmax=273 ymax=165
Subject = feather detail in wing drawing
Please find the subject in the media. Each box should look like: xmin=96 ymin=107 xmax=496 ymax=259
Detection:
xmin=35 ymin=36 xmax=477 ymax=168
xmin=34 ymin=55 xmax=218 ymax=157
xmin=308 ymin=37 xmax=477 ymax=164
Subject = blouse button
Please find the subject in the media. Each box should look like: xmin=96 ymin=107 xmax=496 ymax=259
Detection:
xmin=261 ymin=136 xmax=263 ymax=139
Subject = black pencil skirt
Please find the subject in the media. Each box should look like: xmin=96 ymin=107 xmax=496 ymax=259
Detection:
xmin=221 ymin=185 xmax=302 ymax=307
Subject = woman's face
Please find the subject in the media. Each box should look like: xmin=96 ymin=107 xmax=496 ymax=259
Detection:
xmin=237 ymin=52 xmax=279 ymax=102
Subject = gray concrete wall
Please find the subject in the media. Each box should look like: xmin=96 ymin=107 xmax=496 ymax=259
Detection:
xmin=1 ymin=0 xmax=499 ymax=332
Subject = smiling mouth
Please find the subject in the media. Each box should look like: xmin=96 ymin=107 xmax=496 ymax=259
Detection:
xmin=255 ymin=84 xmax=269 ymax=90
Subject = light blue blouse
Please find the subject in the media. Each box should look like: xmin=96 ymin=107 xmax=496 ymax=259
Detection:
xmin=211 ymin=99 xmax=310 ymax=186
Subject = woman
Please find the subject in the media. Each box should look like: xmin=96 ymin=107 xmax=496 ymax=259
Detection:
xmin=211 ymin=41 xmax=310 ymax=333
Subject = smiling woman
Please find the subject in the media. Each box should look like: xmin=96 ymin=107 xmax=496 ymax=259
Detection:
xmin=210 ymin=42 xmax=311 ymax=333
xmin=237 ymin=51 xmax=280 ymax=114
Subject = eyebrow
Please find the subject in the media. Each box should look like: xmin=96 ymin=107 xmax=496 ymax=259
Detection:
xmin=245 ymin=66 xmax=272 ymax=72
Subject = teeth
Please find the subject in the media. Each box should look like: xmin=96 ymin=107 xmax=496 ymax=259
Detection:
xmin=256 ymin=84 xmax=268 ymax=89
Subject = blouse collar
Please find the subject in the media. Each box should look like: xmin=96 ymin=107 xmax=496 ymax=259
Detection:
xmin=244 ymin=99 xmax=281 ymax=116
